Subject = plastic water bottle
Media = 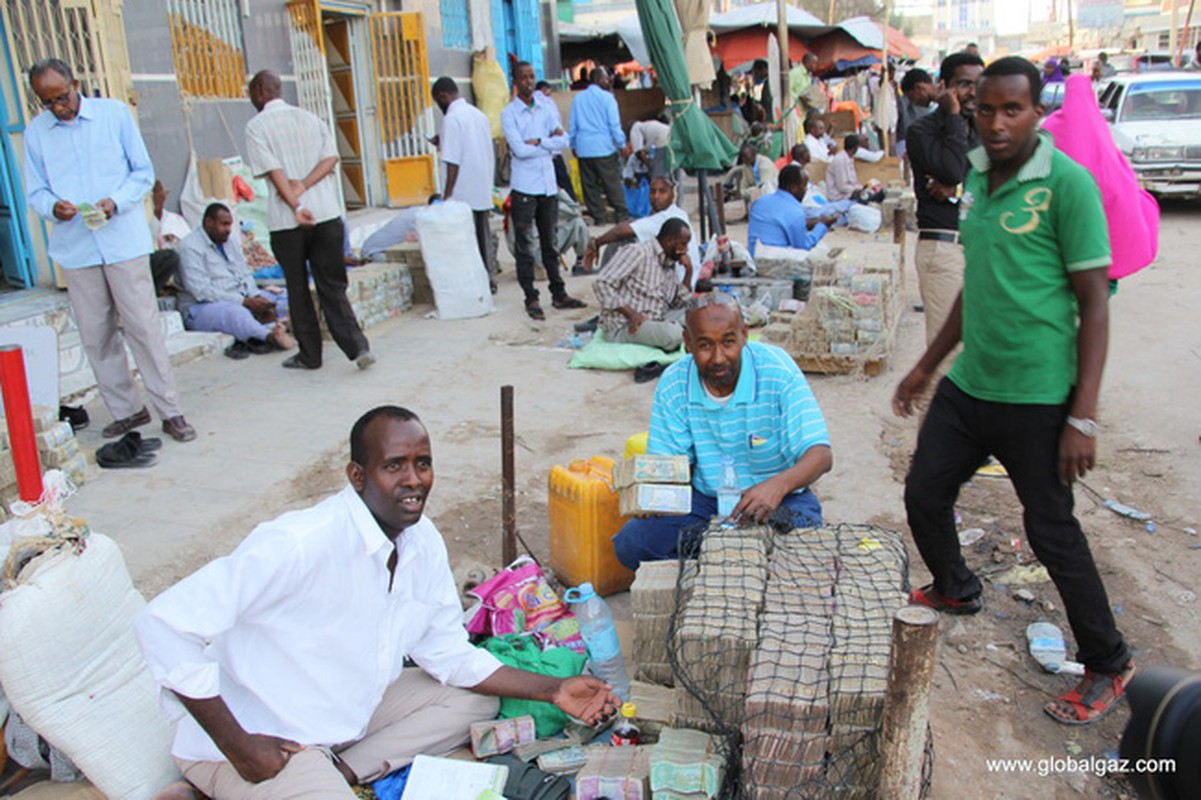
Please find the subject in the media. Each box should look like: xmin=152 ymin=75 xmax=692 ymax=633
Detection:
xmin=564 ymin=582 xmax=630 ymax=700
xmin=717 ymin=455 xmax=740 ymax=520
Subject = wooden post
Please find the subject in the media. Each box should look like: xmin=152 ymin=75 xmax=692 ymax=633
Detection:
xmin=893 ymin=205 xmax=907 ymax=280
xmin=877 ymin=605 xmax=941 ymax=800
xmin=501 ymin=385 xmax=516 ymax=566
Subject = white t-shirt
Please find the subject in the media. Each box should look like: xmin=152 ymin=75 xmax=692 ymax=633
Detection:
xmin=441 ymin=98 xmax=496 ymax=211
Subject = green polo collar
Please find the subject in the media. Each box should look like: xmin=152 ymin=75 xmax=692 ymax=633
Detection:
xmin=967 ymin=130 xmax=1055 ymax=183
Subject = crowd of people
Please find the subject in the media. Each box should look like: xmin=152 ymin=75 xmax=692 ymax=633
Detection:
xmin=19 ymin=38 xmax=1144 ymax=798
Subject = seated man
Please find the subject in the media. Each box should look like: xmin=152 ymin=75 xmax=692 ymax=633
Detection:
xmin=803 ymin=116 xmax=836 ymax=163
xmin=149 ymin=179 xmax=190 ymax=294
xmin=747 ymin=166 xmax=837 ymax=254
xmin=612 ymin=292 xmax=833 ymax=570
xmin=502 ymin=189 xmax=589 ymax=275
xmin=826 ymin=134 xmax=885 ymax=203
xmin=593 ymin=217 xmax=692 ymax=351
xmin=136 ymin=406 xmax=618 ymax=799
xmin=583 ymin=177 xmax=700 ymax=283
xmin=721 ymin=142 xmax=779 ymax=216
xmin=176 ymin=203 xmax=295 ymax=359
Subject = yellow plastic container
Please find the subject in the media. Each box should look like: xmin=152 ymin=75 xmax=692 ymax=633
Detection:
xmin=548 ymin=456 xmax=634 ymax=597
xmin=624 ymin=431 xmax=649 ymax=459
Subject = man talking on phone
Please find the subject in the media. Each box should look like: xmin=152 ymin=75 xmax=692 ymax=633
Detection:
xmin=903 ymin=51 xmax=984 ymax=387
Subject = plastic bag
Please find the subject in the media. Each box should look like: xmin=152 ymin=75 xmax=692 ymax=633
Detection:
xmin=416 ymin=200 xmax=495 ymax=319
xmin=847 ymin=204 xmax=882 ymax=233
xmin=480 ymin=635 xmax=586 ymax=736
xmin=624 ymin=177 xmax=651 ymax=219
xmin=473 ymin=52 xmax=510 ymax=139
xmin=467 ymin=557 xmax=585 ymax=653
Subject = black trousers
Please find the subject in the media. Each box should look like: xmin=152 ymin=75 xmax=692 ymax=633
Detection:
xmin=270 ymin=218 xmax=368 ymax=368
xmin=905 ymin=378 xmax=1130 ymax=674
xmin=509 ymin=190 xmax=565 ymax=304
xmin=472 ymin=210 xmax=495 ymax=279
xmin=578 ymin=153 xmax=628 ymax=223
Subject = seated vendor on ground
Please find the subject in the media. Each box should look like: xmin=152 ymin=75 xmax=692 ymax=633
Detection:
xmin=612 ymin=292 xmax=833 ymax=570
xmin=747 ymin=166 xmax=839 ymax=256
xmin=583 ymin=176 xmax=700 ymax=283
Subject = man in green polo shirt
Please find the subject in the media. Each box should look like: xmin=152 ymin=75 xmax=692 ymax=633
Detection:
xmin=892 ymin=57 xmax=1132 ymax=726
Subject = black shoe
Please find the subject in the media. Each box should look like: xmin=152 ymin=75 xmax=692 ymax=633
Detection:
xmin=224 ymin=341 xmax=251 ymax=360
xmin=245 ymin=338 xmax=275 ymax=355
xmin=634 ymin=361 xmax=667 ymax=383
xmin=574 ymin=316 xmax=599 ymax=334
xmin=59 ymin=404 xmax=89 ymax=432
xmin=282 ymin=354 xmax=320 ymax=370
xmin=572 ymin=262 xmax=598 ymax=277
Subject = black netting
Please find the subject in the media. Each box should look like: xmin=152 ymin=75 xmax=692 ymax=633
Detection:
xmin=659 ymin=522 xmax=932 ymax=799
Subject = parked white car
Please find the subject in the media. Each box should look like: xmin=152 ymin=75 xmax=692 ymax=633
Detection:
xmin=1098 ymin=72 xmax=1201 ymax=198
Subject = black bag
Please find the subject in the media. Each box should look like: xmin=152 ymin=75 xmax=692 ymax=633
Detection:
xmin=488 ymin=754 xmax=570 ymax=800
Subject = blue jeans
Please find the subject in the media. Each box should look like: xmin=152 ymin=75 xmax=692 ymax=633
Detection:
xmin=612 ymin=488 xmax=823 ymax=571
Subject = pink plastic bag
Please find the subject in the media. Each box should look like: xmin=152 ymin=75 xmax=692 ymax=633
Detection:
xmin=467 ymin=557 xmax=585 ymax=653
xmin=1041 ymin=74 xmax=1159 ymax=280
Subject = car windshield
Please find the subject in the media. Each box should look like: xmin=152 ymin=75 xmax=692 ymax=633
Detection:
xmin=1120 ymin=82 xmax=1201 ymax=121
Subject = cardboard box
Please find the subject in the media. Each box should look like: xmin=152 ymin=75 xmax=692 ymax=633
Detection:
xmin=619 ymin=484 xmax=692 ymax=516
xmin=614 ymin=454 xmax=690 ymax=488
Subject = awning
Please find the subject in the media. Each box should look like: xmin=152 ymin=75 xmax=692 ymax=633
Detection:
xmin=806 ymin=29 xmax=881 ymax=74
xmin=878 ymin=22 xmax=921 ymax=61
xmin=709 ymin=4 xmax=883 ymax=50
xmin=712 ymin=28 xmax=810 ymax=71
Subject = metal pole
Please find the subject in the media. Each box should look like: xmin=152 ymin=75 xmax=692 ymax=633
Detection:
xmin=777 ymin=0 xmax=790 ymax=114
xmin=1182 ymin=0 xmax=1198 ymax=70
xmin=501 ymin=385 xmax=516 ymax=566
xmin=827 ymin=0 xmax=836 ymax=25
xmin=1170 ymin=0 xmax=1180 ymax=67
xmin=0 ymin=345 xmax=44 ymax=502
xmin=877 ymin=605 xmax=941 ymax=800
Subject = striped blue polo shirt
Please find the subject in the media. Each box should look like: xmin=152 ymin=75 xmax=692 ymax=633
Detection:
xmin=647 ymin=341 xmax=830 ymax=497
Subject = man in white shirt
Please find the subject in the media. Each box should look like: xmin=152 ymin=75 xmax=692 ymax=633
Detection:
xmin=501 ymin=62 xmax=587 ymax=320
xmin=433 ymin=77 xmax=497 ymax=293
xmin=583 ymin=177 xmax=700 ymax=286
xmin=136 ymin=406 xmax=619 ymax=799
xmin=244 ymin=70 xmax=372 ymax=371
xmin=803 ymin=116 xmax=835 ymax=163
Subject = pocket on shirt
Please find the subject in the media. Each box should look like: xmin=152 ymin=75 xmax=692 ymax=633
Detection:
xmin=747 ymin=433 xmax=782 ymax=473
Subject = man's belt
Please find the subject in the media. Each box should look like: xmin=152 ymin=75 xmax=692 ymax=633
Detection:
xmin=918 ymin=230 xmax=961 ymax=243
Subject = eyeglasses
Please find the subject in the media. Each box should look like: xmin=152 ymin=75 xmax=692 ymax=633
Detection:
xmin=39 ymin=89 xmax=72 ymax=108
xmin=686 ymin=290 xmax=740 ymax=311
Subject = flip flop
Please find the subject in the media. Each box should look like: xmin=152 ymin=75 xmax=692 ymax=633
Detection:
xmin=1044 ymin=661 xmax=1136 ymax=726
xmin=96 ymin=441 xmax=158 ymax=469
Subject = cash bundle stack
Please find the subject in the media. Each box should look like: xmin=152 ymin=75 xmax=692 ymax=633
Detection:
xmin=649 ymin=727 xmax=726 ymax=800
xmin=576 ymin=743 xmax=652 ymax=800
xmin=672 ymin=523 xmax=770 ymax=733
xmin=631 ymin=560 xmax=695 ymax=687
xmin=615 ymin=454 xmax=691 ymax=516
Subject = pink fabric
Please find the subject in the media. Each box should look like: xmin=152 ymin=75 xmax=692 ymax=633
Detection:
xmin=1042 ymin=74 xmax=1159 ymax=280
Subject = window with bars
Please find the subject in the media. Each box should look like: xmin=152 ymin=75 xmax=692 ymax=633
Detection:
xmin=166 ymin=0 xmax=246 ymax=98
xmin=441 ymin=0 xmax=472 ymax=50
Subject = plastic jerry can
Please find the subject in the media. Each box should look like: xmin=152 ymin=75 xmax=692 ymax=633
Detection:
xmin=548 ymin=456 xmax=634 ymax=597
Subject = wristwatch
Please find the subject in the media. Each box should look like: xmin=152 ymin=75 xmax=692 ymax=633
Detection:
xmin=1066 ymin=416 xmax=1099 ymax=437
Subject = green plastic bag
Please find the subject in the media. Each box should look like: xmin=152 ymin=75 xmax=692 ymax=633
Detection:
xmin=480 ymin=634 xmax=586 ymax=737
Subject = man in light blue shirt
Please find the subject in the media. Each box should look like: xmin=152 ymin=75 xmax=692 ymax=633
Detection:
xmin=747 ymin=166 xmax=836 ymax=255
xmin=568 ymin=67 xmax=628 ymax=224
xmin=612 ymin=292 xmax=833 ymax=569
xmin=24 ymin=58 xmax=196 ymax=443
xmin=176 ymin=203 xmax=294 ymax=359
xmin=501 ymin=61 xmax=586 ymax=320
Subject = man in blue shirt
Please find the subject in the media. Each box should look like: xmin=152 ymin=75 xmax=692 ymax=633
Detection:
xmin=502 ymin=62 xmax=586 ymax=321
xmin=569 ymin=67 xmax=628 ymax=225
xmin=612 ymin=292 xmax=833 ymax=569
xmin=746 ymin=166 xmax=836 ymax=254
xmin=24 ymin=58 xmax=196 ymax=443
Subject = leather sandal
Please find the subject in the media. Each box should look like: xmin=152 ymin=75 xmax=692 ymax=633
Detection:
xmin=525 ymin=301 xmax=546 ymax=321
xmin=1045 ymin=661 xmax=1136 ymax=725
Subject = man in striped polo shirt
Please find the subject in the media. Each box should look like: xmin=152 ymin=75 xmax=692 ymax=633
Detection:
xmin=612 ymin=292 xmax=833 ymax=570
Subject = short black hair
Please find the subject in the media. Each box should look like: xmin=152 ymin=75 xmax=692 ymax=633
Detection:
xmin=778 ymin=164 xmax=807 ymax=191
xmin=29 ymin=58 xmax=72 ymax=84
xmin=966 ymin=42 xmax=978 ymax=49
xmin=431 ymin=76 xmax=458 ymax=97
xmin=350 ymin=406 xmax=421 ymax=465
xmin=203 ymin=202 xmax=230 ymax=222
xmin=656 ymin=217 xmax=690 ymax=241
xmin=843 ymin=134 xmax=859 ymax=151
xmin=980 ymin=56 xmax=1043 ymax=106
xmin=939 ymin=52 xmax=985 ymax=85
xmin=803 ymin=115 xmax=823 ymax=134
xmin=535 ymin=80 xmax=551 ymax=91
xmin=753 ymin=59 xmax=768 ymax=71
xmin=589 ymin=66 xmax=607 ymax=83
xmin=901 ymin=68 xmax=933 ymax=93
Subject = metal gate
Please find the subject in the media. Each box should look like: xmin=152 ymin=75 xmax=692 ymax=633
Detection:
xmin=285 ymin=0 xmax=337 ymax=134
xmin=368 ymin=12 xmax=435 ymax=207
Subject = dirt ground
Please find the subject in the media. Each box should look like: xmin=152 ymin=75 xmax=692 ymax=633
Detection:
xmin=145 ymin=192 xmax=1199 ymax=799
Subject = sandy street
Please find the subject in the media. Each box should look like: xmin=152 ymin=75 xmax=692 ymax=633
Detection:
xmin=61 ymin=191 xmax=1199 ymax=798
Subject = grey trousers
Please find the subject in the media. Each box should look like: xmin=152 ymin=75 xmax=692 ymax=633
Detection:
xmin=604 ymin=307 xmax=685 ymax=351
xmin=177 ymin=668 xmax=498 ymax=799
xmin=578 ymin=153 xmax=628 ymax=223
xmin=63 ymin=255 xmax=183 ymax=421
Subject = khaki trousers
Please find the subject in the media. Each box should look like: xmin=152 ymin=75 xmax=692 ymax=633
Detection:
xmin=914 ymin=237 xmax=965 ymax=417
xmin=178 ymin=668 xmax=499 ymax=799
xmin=63 ymin=255 xmax=183 ymax=421
xmin=605 ymin=308 xmax=685 ymax=352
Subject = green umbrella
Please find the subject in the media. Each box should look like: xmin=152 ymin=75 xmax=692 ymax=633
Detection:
xmin=636 ymin=0 xmax=737 ymax=172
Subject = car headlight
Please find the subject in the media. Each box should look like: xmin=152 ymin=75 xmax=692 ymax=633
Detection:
xmin=1131 ymin=147 xmax=1147 ymax=161
xmin=1147 ymin=146 xmax=1185 ymax=160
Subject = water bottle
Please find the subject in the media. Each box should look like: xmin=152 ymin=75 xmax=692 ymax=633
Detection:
xmin=564 ymin=582 xmax=631 ymax=700
xmin=717 ymin=455 xmax=740 ymax=520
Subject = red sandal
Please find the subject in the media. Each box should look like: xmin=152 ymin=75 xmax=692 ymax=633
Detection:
xmin=1044 ymin=661 xmax=1136 ymax=725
